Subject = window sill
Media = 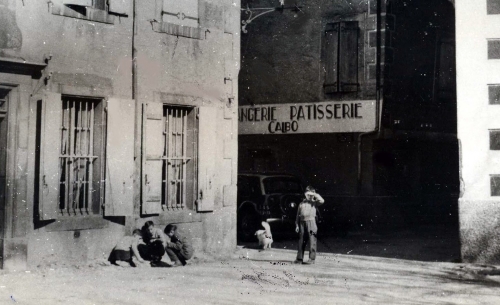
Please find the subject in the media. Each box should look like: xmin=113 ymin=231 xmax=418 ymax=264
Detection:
xmin=151 ymin=21 xmax=204 ymax=40
xmin=51 ymin=4 xmax=115 ymax=24
xmin=158 ymin=210 xmax=202 ymax=224
xmin=44 ymin=215 xmax=109 ymax=232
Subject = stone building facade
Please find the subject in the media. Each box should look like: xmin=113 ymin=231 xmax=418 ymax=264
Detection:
xmin=0 ymin=0 xmax=240 ymax=270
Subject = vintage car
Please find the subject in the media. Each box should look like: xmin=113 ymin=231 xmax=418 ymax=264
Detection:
xmin=237 ymin=173 xmax=305 ymax=240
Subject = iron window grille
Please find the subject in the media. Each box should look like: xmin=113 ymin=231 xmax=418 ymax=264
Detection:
xmin=161 ymin=106 xmax=196 ymax=210
xmin=59 ymin=96 xmax=105 ymax=216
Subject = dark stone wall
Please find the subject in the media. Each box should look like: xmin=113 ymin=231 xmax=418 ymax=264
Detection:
xmin=240 ymin=0 xmax=372 ymax=106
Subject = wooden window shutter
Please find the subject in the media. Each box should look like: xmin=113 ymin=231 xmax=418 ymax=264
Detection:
xmin=324 ymin=23 xmax=340 ymax=94
xmin=162 ymin=0 xmax=199 ymax=27
xmin=39 ymin=91 xmax=62 ymax=220
xmin=339 ymin=21 xmax=359 ymax=92
xmin=108 ymin=0 xmax=129 ymax=15
xmin=196 ymin=106 xmax=217 ymax=212
xmin=105 ymin=98 xmax=135 ymax=216
xmin=63 ymin=0 xmax=92 ymax=6
xmin=142 ymin=102 xmax=163 ymax=215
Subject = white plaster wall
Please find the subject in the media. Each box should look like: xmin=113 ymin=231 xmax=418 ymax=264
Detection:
xmin=456 ymin=0 xmax=500 ymax=200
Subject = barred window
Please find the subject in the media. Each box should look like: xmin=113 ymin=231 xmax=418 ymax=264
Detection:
xmin=142 ymin=104 xmax=217 ymax=214
xmin=162 ymin=106 xmax=196 ymax=210
xmin=59 ymin=96 xmax=105 ymax=216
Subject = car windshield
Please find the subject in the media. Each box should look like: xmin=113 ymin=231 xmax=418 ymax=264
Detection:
xmin=263 ymin=177 xmax=302 ymax=194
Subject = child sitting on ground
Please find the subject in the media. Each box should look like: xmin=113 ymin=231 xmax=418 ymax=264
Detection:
xmin=139 ymin=220 xmax=167 ymax=263
xmin=164 ymin=224 xmax=194 ymax=267
xmin=109 ymin=229 xmax=146 ymax=267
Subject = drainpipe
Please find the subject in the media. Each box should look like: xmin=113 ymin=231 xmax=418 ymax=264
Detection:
xmin=357 ymin=0 xmax=383 ymax=195
xmin=132 ymin=0 xmax=137 ymax=101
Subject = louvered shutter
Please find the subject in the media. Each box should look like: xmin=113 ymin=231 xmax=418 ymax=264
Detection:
xmin=39 ymin=92 xmax=62 ymax=220
xmin=105 ymin=98 xmax=135 ymax=216
xmin=324 ymin=23 xmax=340 ymax=93
xmin=339 ymin=21 xmax=359 ymax=92
xmin=142 ymin=102 xmax=164 ymax=215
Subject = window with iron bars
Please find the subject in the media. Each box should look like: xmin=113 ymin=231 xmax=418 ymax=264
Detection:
xmin=161 ymin=106 xmax=197 ymax=210
xmin=59 ymin=96 xmax=105 ymax=216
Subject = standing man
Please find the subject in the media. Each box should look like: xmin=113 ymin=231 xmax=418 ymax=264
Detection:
xmin=294 ymin=186 xmax=325 ymax=265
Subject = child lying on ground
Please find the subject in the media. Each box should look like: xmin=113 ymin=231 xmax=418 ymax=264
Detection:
xmin=164 ymin=224 xmax=194 ymax=267
xmin=109 ymin=229 xmax=146 ymax=267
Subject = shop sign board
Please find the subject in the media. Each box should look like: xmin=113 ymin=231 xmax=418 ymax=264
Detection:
xmin=238 ymin=100 xmax=376 ymax=134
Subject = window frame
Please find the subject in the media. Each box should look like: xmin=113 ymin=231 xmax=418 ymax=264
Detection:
xmin=490 ymin=175 xmax=500 ymax=196
xmin=58 ymin=95 xmax=106 ymax=218
xmin=51 ymin=0 xmax=128 ymax=24
xmin=142 ymin=103 xmax=199 ymax=215
xmin=161 ymin=105 xmax=197 ymax=211
xmin=487 ymin=39 xmax=500 ymax=60
xmin=151 ymin=0 xmax=203 ymax=40
xmin=487 ymin=0 xmax=500 ymax=14
xmin=38 ymin=92 xmax=135 ymax=228
xmin=488 ymin=84 xmax=500 ymax=105
xmin=489 ymin=129 xmax=500 ymax=150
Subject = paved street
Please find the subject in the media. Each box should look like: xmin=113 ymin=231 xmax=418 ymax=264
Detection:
xmin=1 ymin=245 xmax=499 ymax=304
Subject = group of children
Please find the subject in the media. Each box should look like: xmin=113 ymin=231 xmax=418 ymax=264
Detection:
xmin=111 ymin=185 xmax=324 ymax=267
xmin=109 ymin=221 xmax=194 ymax=268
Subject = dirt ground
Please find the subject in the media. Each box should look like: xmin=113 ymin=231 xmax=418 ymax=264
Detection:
xmin=1 ymin=244 xmax=499 ymax=305
xmin=241 ymin=224 xmax=462 ymax=262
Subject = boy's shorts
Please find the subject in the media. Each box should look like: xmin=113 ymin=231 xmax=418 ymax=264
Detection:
xmin=111 ymin=249 xmax=132 ymax=262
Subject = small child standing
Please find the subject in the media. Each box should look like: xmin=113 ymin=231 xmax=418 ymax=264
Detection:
xmin=294 ymin=186 xmax=325 ymax=265
xmin=109 ymin=229 xmax=146 ymax=267
xmin=164 ymin=224 xmax=194 ymax=267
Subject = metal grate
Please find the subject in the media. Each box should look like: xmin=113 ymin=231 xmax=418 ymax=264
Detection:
xmin=162 ymin=106 xmax=193 ymax=210
xmin=59 ymin=97 xmax=100 ymax=216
